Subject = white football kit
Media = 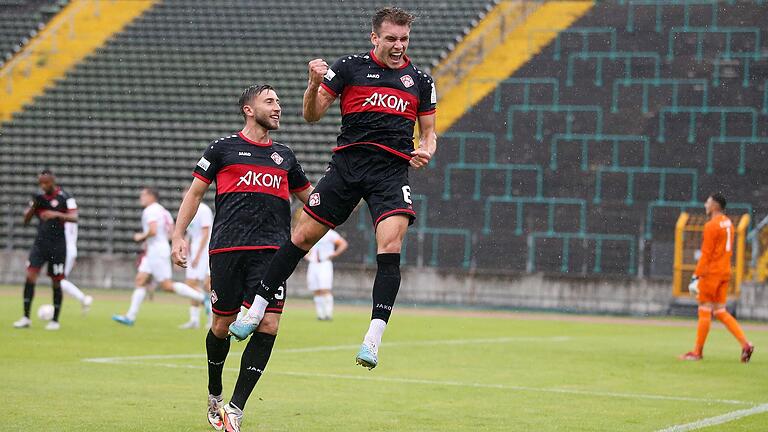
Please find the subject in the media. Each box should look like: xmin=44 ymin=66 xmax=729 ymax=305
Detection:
xmin=63 ymin=199 xmax=78 ymax=276
xmin=186 ymin=202 xmax=213 ymax=280
xmin=306 ymin=229 xmax=341 ymax=291
xmin=137 ymin=202 xmax=174 ymax=282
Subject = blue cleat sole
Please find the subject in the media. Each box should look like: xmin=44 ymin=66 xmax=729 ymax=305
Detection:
xmin=228 ymin=320 xmax=257 ymax=341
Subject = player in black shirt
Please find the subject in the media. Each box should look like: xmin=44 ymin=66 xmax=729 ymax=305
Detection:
xmin=171 ymin=85 xmax=312 ymax=432
xmin=13 ymin=170 xmax=78 ymax=330
xmin=231 ymin=7 xmax=437 ymax=370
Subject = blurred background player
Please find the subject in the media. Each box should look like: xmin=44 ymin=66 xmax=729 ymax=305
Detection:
xmin=304 ymin=229 xmax=347 ymax=320
xmin=13 ymin=169 xmax=78 ymax=330
xmin=172 ymin=85 xmax=312 ymax=431
xmin=680 ymin=193 xmax=755 ymax=362
xmin=179 ymin=188 xmax=214 ymax=330
xmin=112 ymin=187 xmax=206 ymax=326
xmin=231 ymin=7 xmax=437 ymax=370
xmin=59 ymin=214 xmax=94 ymax=314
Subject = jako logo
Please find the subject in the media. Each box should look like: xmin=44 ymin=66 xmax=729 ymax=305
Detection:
xmin=366 ymin=73 xmax=380 ymax=79
xmin=238 ymin=151 xmax=252 ymax=156
xmin=375 ymin=303 xmax=392 ymax=310
xmin=237 ymin=171 xmax=282 ymax=189
xmin=362 ymin=92 xmax=409 ymax=112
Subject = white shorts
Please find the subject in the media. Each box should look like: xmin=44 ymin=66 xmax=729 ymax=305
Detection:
xmin=137 ymin=254 xmax=172 ymax=282
xmin=185 ymin=254 xmax=210 ymax=281
xmin=307 ymin=261 xmax=333 ymax=291
xmin=65 ymin=245 xmax=77 ymax=277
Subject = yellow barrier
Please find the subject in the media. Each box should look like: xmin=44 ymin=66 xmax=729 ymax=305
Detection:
xmin=0 ymin=0 xmax=157 ymax=121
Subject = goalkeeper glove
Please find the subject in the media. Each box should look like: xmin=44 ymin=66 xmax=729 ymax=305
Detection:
xmin=688 ymin=276 xmax=699 ymax=296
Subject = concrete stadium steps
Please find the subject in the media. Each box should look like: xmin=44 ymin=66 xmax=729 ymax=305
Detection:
xmin=0 ymin=0 xmax=495 ymax=256
xmin=0 ymin=0 xmax=64 ymax=64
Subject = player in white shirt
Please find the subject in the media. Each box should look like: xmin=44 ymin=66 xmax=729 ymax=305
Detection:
xmin=304 ymin=229 xmax=347 ymax=320
xmin=59 ymin=220 xmax=94 ymax=313
xmin=178 ymin=198 xmax=214 ymax=329
xmin=113 ymin=188 xmax=207 ymax=326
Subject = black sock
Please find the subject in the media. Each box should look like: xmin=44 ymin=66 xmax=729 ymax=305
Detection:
xmin=256 ymin=241 xmax=308 ymax=299
xmin=230 ymin=332 xmax=276 ymax=410
xmin=52 ymin=281 xmax=62 ymax=322
xmin=206 ymin=329 xmax=231 ymax=396
xmin=371 ymin=253 xmax=401 ymax=323
xmin=23 ymin=280 xmax=35 ymax=318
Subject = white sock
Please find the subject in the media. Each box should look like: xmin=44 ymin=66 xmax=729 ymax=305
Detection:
xmin=126 ymin=287 xmax=146 ymax=321
xmin=323 ymin=293 xmax=334 ymax=319
xmin=236 ymin=307 xmax=246 ymax=321
xmin=60 ymin=279 xmax=86 ymax=303
xmin=245 ymin=295 xmax=269 ymax=322
xmin=189 ymin=306 xmax=200 ymax=324
xmin=172 ymin=282 xmax=205 ymax=302
xmin=363 ymin=318 xmax=387 ymax=351
xmin=313 ymin=295 xmax=325 ymax=319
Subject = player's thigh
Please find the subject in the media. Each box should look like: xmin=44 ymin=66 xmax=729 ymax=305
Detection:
xmin=210 ymin=252 xmax=247 ymax=317
xmin=306 ymin=264 xmax=320 ymax=291
xmin=149 ymin=256 xmax=173 ymax=284
xmin=244 ymin=251 xmax=286 ymax=314
xmin=27 ymin=243 xmax=46 ymax=275
xmin=697 ymin=277 xmax=721 ymax=304
xmin=714 ymin=278 xmax=730 ymax=304
xmin=47 ymin=242 xmax=67 ymax=282
xmin=317 ymin=261 xmax=334 ymax=289
xmin=302 ymin=159 xmax=362 ymax=229
xmin=364 ymin=164 xmax=416 ymax=231
xmin=64 ymin=246 xmax=77 ymax=276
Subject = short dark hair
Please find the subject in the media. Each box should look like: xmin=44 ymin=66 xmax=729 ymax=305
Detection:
xmin=372 ymin=7 xmax=415 ymax=33
xmin=709 ymin=192 xmax=727 ymax=210
xmin=238 ymin=84 xmax=275 ymax=120
xmin=142 ymin=187 xmax=159 ymax=200
xmin=39 ymin=168 xmax=53 ymax=176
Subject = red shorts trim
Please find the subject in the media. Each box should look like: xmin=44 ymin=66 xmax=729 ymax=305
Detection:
xmin=209 ymin=245 xmax=280 ymax=255
xmin=212 ymin=306 xmax=241 ymax=316
xmin=303 ymin=206 xmax=337 ymax=228
xmin=375 ymin=208 xmax=416 ymax=227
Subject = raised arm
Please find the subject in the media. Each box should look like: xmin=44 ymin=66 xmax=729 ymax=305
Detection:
xmin=303 ymin=58 xmax=337 ymax=123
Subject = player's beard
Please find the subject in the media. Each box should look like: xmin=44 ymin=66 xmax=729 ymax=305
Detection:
xmin=255 ymin=112 xmax=279 ymax=131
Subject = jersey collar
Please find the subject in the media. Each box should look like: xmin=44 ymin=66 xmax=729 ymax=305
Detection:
xmin=238 ymin=131 xmax=272 ymax=147
xmin=370 ymin=49 xmax=411 ymax=70
xmin=42 ymin=187 xmax=61 ymax=200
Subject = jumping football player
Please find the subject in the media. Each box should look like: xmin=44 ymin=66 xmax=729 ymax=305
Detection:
xmin=231 ymin=7 xmax=437 ymax=370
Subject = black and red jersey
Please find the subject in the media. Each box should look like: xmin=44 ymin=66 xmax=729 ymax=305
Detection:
xmin=321 ymin=50 xmax=437 ymax=160
xmin=192 ymin=132 xmax=310 ymax=254
xmin=31 ymin=187 xmax=76 ymax=244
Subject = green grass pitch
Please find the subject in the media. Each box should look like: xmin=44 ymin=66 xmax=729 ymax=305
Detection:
xmin=2 ymin=285 xmax=767 ymax=431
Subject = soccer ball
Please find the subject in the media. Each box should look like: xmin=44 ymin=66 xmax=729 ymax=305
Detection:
xmin=37 ymin=304 xmax=55 ymax=321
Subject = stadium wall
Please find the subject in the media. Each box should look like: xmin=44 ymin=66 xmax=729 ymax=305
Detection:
xmin=3 ymin=250 xmax=766 ymax=319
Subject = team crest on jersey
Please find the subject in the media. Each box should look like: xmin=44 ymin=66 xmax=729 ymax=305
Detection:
xmin=400 ymin=74 xmax=414 ymax=88
xmin=309 ymin=192 xmax=321 ymax=207
xmin=210 ymin=290 xmax=218 ymax=304
xmin=270 ymin=152 xmax=284 ymax=165
xmin=50 ymin=199 xmax=59 ymax=207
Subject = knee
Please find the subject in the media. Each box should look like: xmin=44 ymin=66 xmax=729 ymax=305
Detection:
xmin=257 ymin=317 xmax=280 ymax=336
xmin=211 ymin=321 xmax=230 ymax=339
xmin=377 ymin=239 xmax=402 ymax=254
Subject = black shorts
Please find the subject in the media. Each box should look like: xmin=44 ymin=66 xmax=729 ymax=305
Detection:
xmin=209 ymin=249 xmax=286 ymax=316
xmin=28 ymin=240 xmax=66 ymax=281
xmin=303 ymin=146 xmax=416 ymax=229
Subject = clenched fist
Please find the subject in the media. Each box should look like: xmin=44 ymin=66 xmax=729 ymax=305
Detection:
xmin=308 ymin=58 xmax=329 ymax=87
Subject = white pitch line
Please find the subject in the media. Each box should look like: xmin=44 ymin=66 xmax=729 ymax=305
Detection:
xmin=83 ymin=357 xmax=757 ymax=407
xmin=655 ymin=403 xmax=768 ymax=432
xmin=82 ymin=336 xmax=571 ymax=364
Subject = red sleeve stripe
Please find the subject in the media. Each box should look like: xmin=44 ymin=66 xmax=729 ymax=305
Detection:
xmin=320 ymin=83 xmax=338 ymax=97
xmin=193 ymin=172 xmax=212 ymax=184
xmin=417 ymin=109 xmax=436 ymax=116
xmin=290 ymin=182 xmax=311 ymax=193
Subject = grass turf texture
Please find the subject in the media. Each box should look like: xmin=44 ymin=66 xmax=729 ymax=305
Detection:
xmin=2 ymin=285 xmax=767 ymax=431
